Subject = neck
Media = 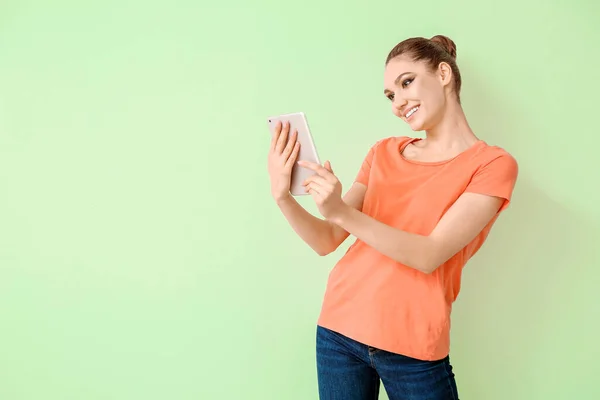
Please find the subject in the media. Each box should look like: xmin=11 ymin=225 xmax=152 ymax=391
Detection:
xmin=424 ymin=100 xmax=479 ymax=150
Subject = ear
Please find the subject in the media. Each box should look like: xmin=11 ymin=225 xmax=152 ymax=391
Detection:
xmin=438 ymin=62 xmax=452 ymax=87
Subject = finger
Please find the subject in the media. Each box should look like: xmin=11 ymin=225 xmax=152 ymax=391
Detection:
xmin=306 ymin=182 xmax=323 ymax=196
xmin=324 ymin=162 xmax=340 ymax=184
xmin=297 ymin=161 xmax=331 ymax=177
xmin=306 ymin=184 xmax=328 ymax=205
xmin=284 ymin=142 xmax=300 ymax=169
xmin=303 ymin=175 xmax=331 ymax=189
xmin=322 ymin=161 xmax=338 ymax=183
xmin=270 ymin=120 xmax=282 ymax=152
xmin=300 ymin=161 xmax=338 ymax=184
xmin=281 ymin=129 xmax=298 ymax=159
xmin=307 ymin=181 xmax=331 ymax=196
xmin=307 ymin=187 xmax=322 ymax=199
xmin=275 ymin=121 xmax=290 ymax=153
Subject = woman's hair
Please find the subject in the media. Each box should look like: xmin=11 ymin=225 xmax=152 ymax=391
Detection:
xmin=385 ymin=35 xmax=462 ymax=102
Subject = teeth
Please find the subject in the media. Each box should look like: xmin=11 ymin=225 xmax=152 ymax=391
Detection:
xmin=406 ymin=106 xmax=419 ymax=118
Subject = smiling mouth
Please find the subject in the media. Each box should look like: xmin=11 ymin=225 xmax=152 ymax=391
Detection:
xmin=405 ymin=106 xmax=419 ymax=120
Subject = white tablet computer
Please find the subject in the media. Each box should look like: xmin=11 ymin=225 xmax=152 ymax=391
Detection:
xmin=267 ymin=112 xmax=321 ymax=196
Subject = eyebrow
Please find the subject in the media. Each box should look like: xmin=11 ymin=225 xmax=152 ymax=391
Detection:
xmin=383 ymin=72 xmax=414 ymax=94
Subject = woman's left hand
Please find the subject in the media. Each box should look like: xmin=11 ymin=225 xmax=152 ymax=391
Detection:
xmin=298 ymin=160 xmax=347 ymax=220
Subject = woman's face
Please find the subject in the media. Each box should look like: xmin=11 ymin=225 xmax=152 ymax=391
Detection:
xmin=383 ymin=56 xmax=452 ymax=131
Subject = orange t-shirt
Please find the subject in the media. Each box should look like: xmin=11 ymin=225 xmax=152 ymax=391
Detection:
xmin=317 ymin=136 xmax=518 ymax=361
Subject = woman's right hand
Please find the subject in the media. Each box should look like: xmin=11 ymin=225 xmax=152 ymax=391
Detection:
xmin=268 ymin=120 xmax=300 ymax=203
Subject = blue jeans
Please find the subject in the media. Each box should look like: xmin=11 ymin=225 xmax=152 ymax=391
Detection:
xmin=316 ymin=326 xmax=459 ymax=400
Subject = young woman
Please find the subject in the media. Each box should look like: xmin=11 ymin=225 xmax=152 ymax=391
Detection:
xmin=267 ymin=35 xmax=518 ymax=400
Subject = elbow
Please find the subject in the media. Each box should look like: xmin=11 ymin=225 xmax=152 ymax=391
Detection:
xmin=394 ymin=256 xmax=435 ymax=274
xmin=419 ymin=261 xmax=440 ymax=274
xmin=411 ymin=247 xmax=443 ymax=274
xmin=309 ymin=241 xmax=334 ymax=256
xmin=403 ymin=259 xmax=435 ymax=274
xmin=315 ymin=244 xmax=336 ymax=257
xmin=314 ymin=226 xmax=343 ymax=256
xmin=420 ymin=251 xmax=454 ymax=274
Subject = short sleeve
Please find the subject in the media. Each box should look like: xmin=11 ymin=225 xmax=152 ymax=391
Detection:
xmin=465 ymin=152 xmax=519 ymax=212
xmin=355 ymin=144 xmax=377 ymax=186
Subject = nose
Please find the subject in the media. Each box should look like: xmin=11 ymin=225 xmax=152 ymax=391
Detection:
xmin=393 ymin=95 xmax=407 ymax=112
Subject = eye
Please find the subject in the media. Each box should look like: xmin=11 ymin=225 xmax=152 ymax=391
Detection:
xmin=386 ymin=93 xmax=395 ymax=101
xmin=401 ymin=78 xmax=413 ymax=88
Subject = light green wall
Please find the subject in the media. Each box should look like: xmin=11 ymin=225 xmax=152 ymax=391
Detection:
xmin=1 ymin=1 xmax=598 ymax=399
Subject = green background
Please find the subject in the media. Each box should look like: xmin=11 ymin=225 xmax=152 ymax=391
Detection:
xmin=1 ymin=1 xmax=598 ymax=399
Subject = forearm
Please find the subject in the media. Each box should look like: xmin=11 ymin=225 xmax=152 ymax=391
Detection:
xmin=330 ymin=205 xmax=437 ymax=273
xmin=276 ymin=195 xmax=342 ymax=256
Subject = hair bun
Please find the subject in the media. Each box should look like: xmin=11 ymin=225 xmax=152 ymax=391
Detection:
xmin=430 ymin=35 xmax=457 ymax=59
